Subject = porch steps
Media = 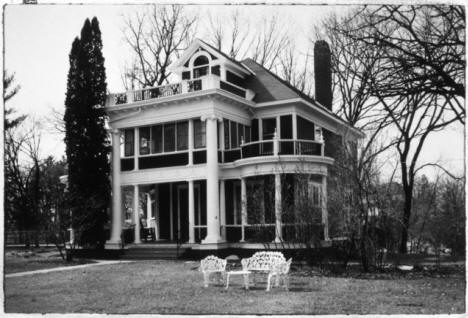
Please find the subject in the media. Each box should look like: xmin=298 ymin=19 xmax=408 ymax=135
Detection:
xmin=122 ymin=243 xmax=190 ymax=260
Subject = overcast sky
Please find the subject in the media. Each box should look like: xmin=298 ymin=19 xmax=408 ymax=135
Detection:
xmin=4 ymin=3 xmax=465 ymax=180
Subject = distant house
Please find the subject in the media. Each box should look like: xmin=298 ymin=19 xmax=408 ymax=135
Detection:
xmin=104 ymin=39 xmax=363 ymax=252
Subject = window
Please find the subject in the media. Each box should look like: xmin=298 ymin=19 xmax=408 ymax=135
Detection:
xmin=193 ymin=55 xmax=209 ymax=79
xmin=230 ymin=121 xmax=238 ymax=148
xmin=194 ymin=119 xmax=206 ymax=149
xmin=124 ymin=129 xmax=134 ymax=157
xmin=151 ymin=125 xmax=163 ymax=154
xmin=238 ymin=123 xmax=244 ymax=145
xmin=223 ymin=119 xmax=230 ymax=149
xmin=308 ymin=182 xmax=322 ymax=207
xmin=177 ymin=122 xmax=188 ymax=150
xmin=223 ymin=119 xmax=250 ymax=149
xmin=164 ymin=123 xmax=176 ymax=152
xmin=262 ymin=118 xmax=276 ymax=140
xmin=297 ymin=116 xmax=315 ymax=140
xmin=245 ymin=126 xmax=251 ymax=143
xmin=140 ymin=127 xmax=150 ymax=155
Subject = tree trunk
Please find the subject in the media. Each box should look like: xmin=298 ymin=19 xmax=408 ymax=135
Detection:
xmin=399 ymin=188 xmax=413 ymax=253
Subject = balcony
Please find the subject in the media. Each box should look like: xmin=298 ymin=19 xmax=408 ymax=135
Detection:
xmin=106 ymin=75 xmax=251 ymax=107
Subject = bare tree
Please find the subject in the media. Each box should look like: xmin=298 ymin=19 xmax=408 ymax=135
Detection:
xmin=349 ymin=5 xmax=465 ymax=123
xmin=122 ymin=5 xmax=197 ymax=89
xmin=204 ymin=12 xmax=289 ymax=71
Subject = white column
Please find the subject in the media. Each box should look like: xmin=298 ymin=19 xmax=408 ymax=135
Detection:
xmin=240 ymin=177 xmax=247 ymax=242
xmin=106 ymin=129 xmax=122 ymax=249
xmin=292 ymin=113 xmax=297 ymax=155
xmin=133 ymin=185 xmax=141 ymax=244
xmin=134 ymin=127 xmax=139 ymax=170
xmin=274 ymin=173 xmax=283 ymax=243
xmin=202 ymin=114 xmax=223 ymax=244
xmin=154 ymin=185 xmax=160 ymax=240
xmin=188 ymin=180 xmax=195 ymax=243
xmin=322 ymin=175 xmax=329 ymax=241
xmin=146 ymin=193 xmax=152 ymax=228
xmin=188 ymin=119 xmax=194 ymax=165
xmin=219 ymin=180 xmax=226 ymax=240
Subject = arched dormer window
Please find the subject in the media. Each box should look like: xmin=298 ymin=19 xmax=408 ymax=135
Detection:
xmin=191 ymin=53 xmax=211 ymax=79
xmin=194 ymin=55 xmax=209 ymax=67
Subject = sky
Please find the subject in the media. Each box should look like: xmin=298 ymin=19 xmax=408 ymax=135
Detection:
xmin=3 ymin=2 xmax=465 ymax=180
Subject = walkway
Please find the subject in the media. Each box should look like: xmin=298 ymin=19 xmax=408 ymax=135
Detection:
xmin=5 ymin=260 xmax=133 ymax=278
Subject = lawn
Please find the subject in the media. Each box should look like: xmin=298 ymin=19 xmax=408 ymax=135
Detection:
xmin=4 ymin=248 xmax=95 ymax=274
xmin=4 ymin=260 xmax=465 ymax=314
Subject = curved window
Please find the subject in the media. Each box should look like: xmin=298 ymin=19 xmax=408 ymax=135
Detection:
xmin=194 ymin=55 xmax=209 ymax=66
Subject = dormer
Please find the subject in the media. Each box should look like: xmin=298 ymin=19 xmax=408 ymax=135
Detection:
xmin=170 ymin=39 xmax=254 ymax=88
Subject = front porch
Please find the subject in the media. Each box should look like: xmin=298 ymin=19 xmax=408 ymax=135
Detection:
xmin=118 ymin=174 xmax=329 ymax=248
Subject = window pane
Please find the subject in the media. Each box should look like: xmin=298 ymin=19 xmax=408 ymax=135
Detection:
xmin=164 ymin=124 xmax=176 ymax=152
xmin=177 ymin=121 xmax=188 ymax=150
xmin=139 ymin=127 xmax=150 ymax=155
xmin=124 ymin=129 xmax=134 ymax=157
xmin=223 ymin=119 xmax=230 ymax=149
xmin=230 ymin=121 xmax=238 ymax=148
xmin=297 ymin=116 xmax=315 ymax=140
xmin=194 ymin=119 xmax=206 ymax=149
xmin=151 ymin=125 xmax=163 ymax=154
xmin=245 ymin=126 xmax=251 ymax=143
xmin=262 ymin=118 xmax=276 ymax=140
xmin=238 ymin=123 xmax=244 ymax=145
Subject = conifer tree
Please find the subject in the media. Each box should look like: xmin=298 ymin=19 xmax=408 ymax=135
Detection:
xmin=64 ymin=17 xmax=110 ymax=249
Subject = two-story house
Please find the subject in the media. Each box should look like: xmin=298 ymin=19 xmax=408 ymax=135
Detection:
xmin=104 ymin=39 xmax=363 ymax=253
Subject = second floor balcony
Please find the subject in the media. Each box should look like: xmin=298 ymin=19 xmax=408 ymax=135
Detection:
xmin=106 ymin=75 xmax=252 ymax=107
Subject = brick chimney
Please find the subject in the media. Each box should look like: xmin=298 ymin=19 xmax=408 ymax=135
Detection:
xmin=314 ymin=40 xmax=332 ymax=111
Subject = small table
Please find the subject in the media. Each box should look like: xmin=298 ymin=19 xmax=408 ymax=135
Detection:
xmin=225 ymin=270 xmax=251 ymax=290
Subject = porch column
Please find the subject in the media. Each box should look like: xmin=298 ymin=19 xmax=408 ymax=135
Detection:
xmin=106 ymin=129 xmax=122 ymax=249
xmin=292 ymin=114 xmax=297 ymax=155
xmin=146 ymin=193 xmax=152 ymax=226
xmin=188 ymin=180 xmax=195 ymax=243
xmin=154 ymin=185 xmax=160 ymax=240
xmin=240 ymin=177 xmax=247 ymax=242
xmin=202 ymin=114 xmax=223 ymax=244
xmin=219 ymin=180 xmax=226 ymax=240
xmin=133 ymin=185 xmax=141 ymax=244
xmin=274 ymin=173 xmax=283 ymax=243
xmin=322 ymin=175 xmax=329 ymax=241
xmin=188 ymin=119 xmax=194 ymax=165
xmin=134 ymin=127 xmax=139 ymax=170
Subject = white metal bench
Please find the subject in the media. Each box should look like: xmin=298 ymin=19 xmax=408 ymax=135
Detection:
xmin=241 ymin=251 xmax=288 ymax=291
xmin=199 ymin=255 xmax=227 ymax=288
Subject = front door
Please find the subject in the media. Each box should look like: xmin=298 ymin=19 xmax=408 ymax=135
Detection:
xmin=177 ymin=186 xmax=189 ymax=242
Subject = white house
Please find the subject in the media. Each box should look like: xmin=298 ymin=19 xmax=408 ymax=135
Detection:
xmin=104 ymin=39 xmax=363 ymax=252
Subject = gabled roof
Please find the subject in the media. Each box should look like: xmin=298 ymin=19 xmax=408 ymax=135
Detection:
xmin=242 ymin=58 xmax=304 ymax=103
xmin=169 ymin=38 xmax=252 ymax=76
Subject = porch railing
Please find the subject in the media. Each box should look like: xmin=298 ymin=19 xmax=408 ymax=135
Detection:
xmin=106 ymin=75 xmax=248 ymax=106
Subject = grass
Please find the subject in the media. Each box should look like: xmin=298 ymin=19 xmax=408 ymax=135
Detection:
xmin=4 ymin=259 xmax=465 ymax=314
xmin=4 ymin=248 xmax=96 ymax=274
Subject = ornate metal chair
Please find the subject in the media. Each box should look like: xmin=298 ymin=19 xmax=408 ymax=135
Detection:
xmin=199 ymin=255 xmax=227 ymax=288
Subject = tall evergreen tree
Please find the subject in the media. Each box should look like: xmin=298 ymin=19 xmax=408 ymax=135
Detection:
xmin=64 ymin=17 xmax=110 ymax=249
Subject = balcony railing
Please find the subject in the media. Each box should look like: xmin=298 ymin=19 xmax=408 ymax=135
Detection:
xmin=239 ymin=138 xmax=324 ymax=159
xmin=106 ymin=75 xmax=248 ymax=106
